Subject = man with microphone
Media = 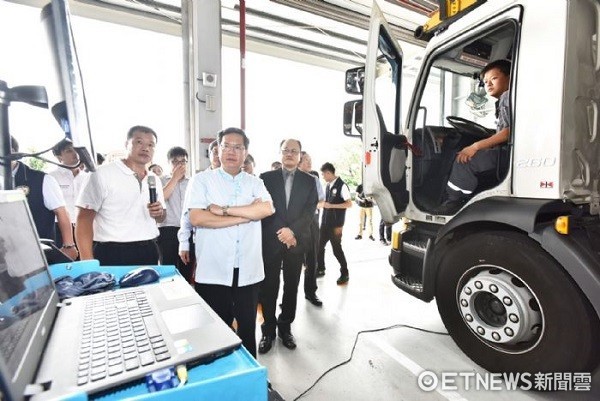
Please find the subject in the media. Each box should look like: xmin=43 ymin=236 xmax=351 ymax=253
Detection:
xmin=76 ymin=125 xmax=166 ymax=266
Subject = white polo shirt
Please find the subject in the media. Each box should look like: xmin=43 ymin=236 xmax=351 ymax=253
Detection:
xmin=76 ymin=160 xmax=165 ymax=242
xmin=1 ymin=164 xmax=65 ymax=212
xmin=49 ymin=167 xmax=89 ymax=223
xmin=187 ymin=168 xmax=272 ymax=287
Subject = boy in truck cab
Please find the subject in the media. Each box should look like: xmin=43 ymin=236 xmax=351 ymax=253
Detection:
xmin=440 ymin=59 xmax=511 ymax=213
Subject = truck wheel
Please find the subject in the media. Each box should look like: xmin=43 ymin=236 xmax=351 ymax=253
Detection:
xmin=435 ymin=230 xmax=600 ymax=373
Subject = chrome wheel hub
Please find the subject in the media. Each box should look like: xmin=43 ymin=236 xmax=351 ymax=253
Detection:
xmin=458 ymin=268 xmax=542 ymax=348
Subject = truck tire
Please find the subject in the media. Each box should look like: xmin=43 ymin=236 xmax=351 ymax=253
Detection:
xmin=435 ymin=230 xmax=600 ymax=374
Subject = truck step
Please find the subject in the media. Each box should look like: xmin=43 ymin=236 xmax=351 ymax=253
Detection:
xmin=403 ymin=240 xmax=427 ymax=255
xmin=389 ymin=230 xmax=434 ymax=301
xmin=392 ymin=273 xmax=424 ymax=294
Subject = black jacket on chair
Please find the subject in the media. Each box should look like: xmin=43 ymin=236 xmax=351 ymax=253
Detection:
xmin=260 ymin=169 xmax=318 ymax=257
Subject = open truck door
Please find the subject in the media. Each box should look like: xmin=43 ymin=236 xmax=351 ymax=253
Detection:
xmin=357 ymin=1 xmax=408 ymax=224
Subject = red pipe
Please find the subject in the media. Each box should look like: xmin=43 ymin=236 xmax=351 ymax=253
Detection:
xmin=392 ymin=0 xmax=433 ymax=15
xmin=240 ymin=0 xmax=246 ymax=129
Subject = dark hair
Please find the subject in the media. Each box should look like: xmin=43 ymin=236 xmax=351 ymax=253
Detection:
xmin=217 ymin=127 xmax=249 ymax=149
xmin=52 ymin=139 xmax=73 ymax=157
xmin=209 ymin=140 xmax=219 ymax=151
xmin=481 ymin=59 xmax=511 ymax=79
xmin=10 ymin=135 xmax=19 ymax=153
xmin=279 ymin=138 xmax=302 ymax=151
xmin=148 ymin=163 xmax=161 ymax=172
xmin=96 ymin=152 xmax=105 ymax=165
xmin=271 ymin=161 xmax=282 ymax=170
xmin=321 ymin=162 xmax=335 ymax=174
xmin=244 ymin=154 xmax=255 ymax=165
xmin=299 ymin=150 xmax=311 ymax=163
xmin=167 ymin=146 xmax=188 ymax=160
xmin=127 ymin=125 xmax=158 ymax=142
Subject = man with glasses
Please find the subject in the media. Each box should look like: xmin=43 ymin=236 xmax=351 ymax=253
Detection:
xmin=157 ymin=146 xmax=193 ymax=281
xmin=186 ymin=127 xmax=273 ymax=358
xmin=258 ymin=139 xmax=318 ymax=353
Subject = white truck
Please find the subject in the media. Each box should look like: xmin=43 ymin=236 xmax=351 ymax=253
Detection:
xmin=345 ymin=0 xmax=600 ymax=375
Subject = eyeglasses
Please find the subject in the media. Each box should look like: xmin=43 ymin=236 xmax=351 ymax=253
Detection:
xmin=171 ymin=159 xmax=188 ymax=165
xmin=281 ymin=148 xmax=300 ymax=155
xmin=220 ymin=143 xmax=245 ymax=152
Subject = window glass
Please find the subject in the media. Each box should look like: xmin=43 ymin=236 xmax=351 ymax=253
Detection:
xmin=415 ymin=22 xmax=516 ymax=129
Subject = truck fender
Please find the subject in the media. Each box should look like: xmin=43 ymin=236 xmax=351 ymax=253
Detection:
xmin=533 ymin=224 xmax=600 ymax=321
xmin=435 ymin=197 xmax=570 ymax=242
xmin=431 ymin=197 xmax=600 ymax=321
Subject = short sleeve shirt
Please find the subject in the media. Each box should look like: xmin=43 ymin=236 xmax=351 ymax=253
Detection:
xmin=76 ymin=160 xmax=165 ymax=242
xmin=158 ymin=176 xmax=189 ymax=228
xmin=496 ymin=90 xmax=510 ymax=132
xmin=49 ymin=167 xmax=89 ymax=223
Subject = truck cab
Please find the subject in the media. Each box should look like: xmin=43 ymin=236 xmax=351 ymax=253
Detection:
xmin=347 ymin=0 xmax=600 ymax=375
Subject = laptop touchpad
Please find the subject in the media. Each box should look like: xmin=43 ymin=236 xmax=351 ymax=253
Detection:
xmin=161 ymin=304 xmax=215 ymax=334
xmin=159 ymin=278 xmax=196 ymax=300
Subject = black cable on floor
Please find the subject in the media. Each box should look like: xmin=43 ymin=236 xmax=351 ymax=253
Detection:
xmin=292 ymin=323 xmax=449 ymax=401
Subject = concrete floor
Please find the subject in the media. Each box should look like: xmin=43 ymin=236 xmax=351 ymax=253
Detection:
xmin=256 ymin=210 xmax=600 ymax=401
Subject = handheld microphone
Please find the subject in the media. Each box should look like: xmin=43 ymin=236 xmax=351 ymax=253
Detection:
xmin=148 ymin=176 xmax=157 ymax=203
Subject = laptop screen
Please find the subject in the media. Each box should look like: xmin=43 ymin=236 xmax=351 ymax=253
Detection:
xmin=0 ymin=190 xmax=58 ymax=401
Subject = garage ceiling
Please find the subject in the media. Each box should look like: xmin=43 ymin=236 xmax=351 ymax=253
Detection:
xmin=10 ymin=0 xmax=436 ymax=69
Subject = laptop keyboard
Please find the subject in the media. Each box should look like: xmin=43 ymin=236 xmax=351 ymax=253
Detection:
xmin=76 ymin=290 xmax=171 ymax=385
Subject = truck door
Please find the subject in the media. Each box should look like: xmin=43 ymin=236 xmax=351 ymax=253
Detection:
xmin=362 ymin=2 xmax=407 ymax=224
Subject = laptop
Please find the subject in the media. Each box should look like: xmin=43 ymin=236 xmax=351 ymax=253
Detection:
xmin=0 ymin=190 xmax=241 ymax=401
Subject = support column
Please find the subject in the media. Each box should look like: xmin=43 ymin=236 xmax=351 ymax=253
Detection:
xmin=182 ymin=0 xmax=222 ymax=172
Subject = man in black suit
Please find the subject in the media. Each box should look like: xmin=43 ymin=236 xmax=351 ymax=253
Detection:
xmin=259 ymin=139 xmax=318 ymax=354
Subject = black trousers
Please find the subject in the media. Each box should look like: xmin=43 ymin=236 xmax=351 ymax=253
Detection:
xmin=303 ymin=214 xmax=320 ymax=296
xmin=379 ymin=219 xmax=392 ymax=241
xmin=261 ymin=250 xmax=304 ymax=337
xmin=194 ymin=269 xmax=260 ymax=358
xmin=53 ymin=222 xmax=72 ymax=248
xmin=317 ymin=225 xmax=348 ymax=276
xmin=157 ymin=226 xmax=194 ymax=283
xmin=93 ymin=240 xmax=159 ymax=266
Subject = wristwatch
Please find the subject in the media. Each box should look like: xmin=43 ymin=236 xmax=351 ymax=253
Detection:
xmin=221 ymin=205 xmax=230 ymax=216
xmin=61 ymin=243 xmax=77 ymax=249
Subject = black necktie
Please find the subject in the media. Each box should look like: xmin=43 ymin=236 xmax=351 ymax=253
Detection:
xmin=325 ymin=183 xmax=331 ymax=200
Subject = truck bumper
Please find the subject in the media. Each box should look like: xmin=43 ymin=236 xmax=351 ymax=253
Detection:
xmin=388 ymin=226 xmax=434 ymax=302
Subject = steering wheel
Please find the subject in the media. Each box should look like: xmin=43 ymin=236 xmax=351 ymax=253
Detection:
xmin=446 ymin=116 xmax=494 ymax=139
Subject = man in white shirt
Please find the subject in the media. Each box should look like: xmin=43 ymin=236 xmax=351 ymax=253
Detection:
xmin=5 ymin=136 xmax=78 ymax=260
xmin=49 ymin=139 xmax=88 ymax=248
xmin=158 ymin=146 xmax=192 ymax=281
xmin=186 ymin=127 xmax=273 ymax=357
xmin=178 ymin=141 xmax=221 ymax=277
xmin=76 ymin=125 xmax=166 ymax=266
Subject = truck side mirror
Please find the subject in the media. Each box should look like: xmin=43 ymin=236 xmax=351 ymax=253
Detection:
xmin=345 ymin=67 xmax=365 ymax=95
xmin=343 ymin=100 xmax=363 ymax=137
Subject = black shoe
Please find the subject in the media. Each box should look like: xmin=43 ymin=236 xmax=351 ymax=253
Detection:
xmin=337 ymin=275 xmax=349 ymax=285
xmin=354 ymin=235 xmax=362 ymax=240
xmin=316 ymin=269 xmax=325 ymax=277
xmin=369 ymin=235 xmax=375 ymax=241
xmin=305 ymin=294 xmax=323 ymax=307
xmin=258 ymin=334 xmax=275 ymax=354
xmin=278 ymin=331 xmax=297 ymax=350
